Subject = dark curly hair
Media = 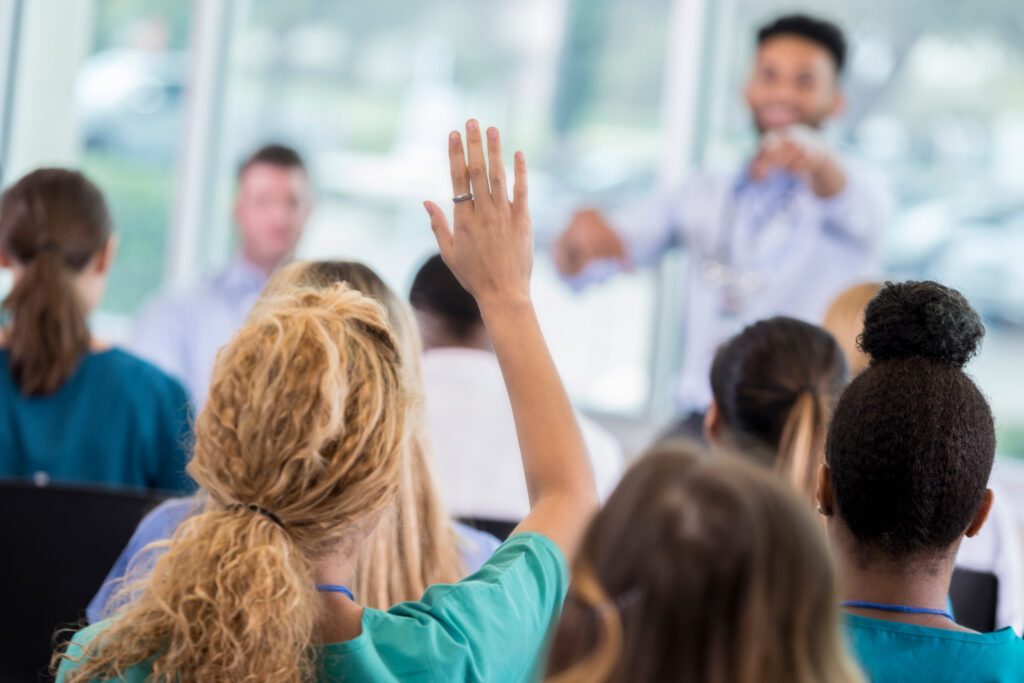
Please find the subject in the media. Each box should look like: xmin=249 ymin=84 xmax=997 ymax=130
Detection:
xmin=758 ymin=14 xmax=847 ymax=74
xmin=825 ymin=281 xmax=995 ymax=559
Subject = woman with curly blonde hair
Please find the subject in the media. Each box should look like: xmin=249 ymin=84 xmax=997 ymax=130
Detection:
xmin=56 ymin=121 xmax=598 ymax=682
xmin=86 ymin=259 xmax=494 ymax=623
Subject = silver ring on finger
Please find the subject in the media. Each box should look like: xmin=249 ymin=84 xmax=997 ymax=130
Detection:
xmin=452 ymin=193 xmax=473 ymax=203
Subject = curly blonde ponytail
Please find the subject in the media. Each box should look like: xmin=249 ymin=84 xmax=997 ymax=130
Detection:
xmin=262 ymin=260 xmax=465 ymax=608
xmin=55 ymin=284 xmax=408 ymax=682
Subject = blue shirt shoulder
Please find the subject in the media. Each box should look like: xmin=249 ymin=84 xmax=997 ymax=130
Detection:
xmin=87 ymin=496 xmax=201 ymax=623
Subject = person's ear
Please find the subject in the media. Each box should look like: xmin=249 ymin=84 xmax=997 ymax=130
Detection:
xmin=965 ymin=488 xmax=994 ymax=538
xmin=0 ymin=250 xmax=11 ymax=268
xmin=816 ymin=463 xmax=835 ymax=517
xmin=93 ymin=235 xmax=119 ymax=275
xmin=704 ymin=400 xmax=722 ymax=445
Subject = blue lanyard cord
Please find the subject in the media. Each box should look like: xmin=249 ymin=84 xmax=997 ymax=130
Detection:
xmin=840 ymin=600 xmax=954 ymax=621
xmin=316 ymin=585 xmax=354 ymax=600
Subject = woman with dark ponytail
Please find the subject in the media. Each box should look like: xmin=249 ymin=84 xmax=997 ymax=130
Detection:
xmin=704 ymin=316 xmax=848 ymax=499
xmin=820 ymin=281 xmax=1024 ymax=681
xmin=0 ymin=168 xmax=192 ymax=492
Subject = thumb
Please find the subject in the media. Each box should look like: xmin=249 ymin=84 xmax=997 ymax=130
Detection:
xmin=424 ymin=201 xmax=454 ymax=259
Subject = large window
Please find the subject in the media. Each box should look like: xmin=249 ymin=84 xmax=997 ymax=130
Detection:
xmin=75 ymin=0 xmax=190 ymax=327
xmin=695 ymin=0 xmax=1024 ymax=458
xmin=201 ymin=0 xmax=673 ymax=415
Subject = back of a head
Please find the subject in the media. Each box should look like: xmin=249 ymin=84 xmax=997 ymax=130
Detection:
xmin=260 ymin=259 xmax=465 ymax=604
xmin=409 ymin=253 xmax=482 ymax=342
xmin=547 ymin=443 xmax=861 ymax=683
xmin=0 ymin=169 xmax=112 ymax=396
xmin=822 ymin=283 xmax=883 ymax=377
xmin=710 ymin=316 xmax=848 ymax=497
xmin=826 ymin=281 xmax=995 ymax=561
xmin=57 ymin=284 xmax=408 ymax=682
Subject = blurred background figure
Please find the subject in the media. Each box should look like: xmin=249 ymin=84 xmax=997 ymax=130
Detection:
xmin=822 ymin=282 xmax=882 ymax=377
xmin=410 ymin=254 xmax=624 ymax=535
xmin=554 ymin=14 xmax=889 ymax=432
xmin=129 ymin=144 xmax=313 ymax=407
xmin=0 ymin=169 xmax=191 ymax=493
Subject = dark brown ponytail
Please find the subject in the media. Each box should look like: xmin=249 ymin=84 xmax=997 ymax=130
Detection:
xmin=709 ymin=316 xmax=848 ymax=499
xmin=0 ymin=169 xmax=112 ymax=396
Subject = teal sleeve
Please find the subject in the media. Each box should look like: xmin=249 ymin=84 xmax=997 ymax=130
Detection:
xmin=56 ymin=620 xmax=152 ymax=682
xmin=152 ymin=378 xmax=195 ymax=494
xmin=384 ymin=533 xmax=569 ymax=682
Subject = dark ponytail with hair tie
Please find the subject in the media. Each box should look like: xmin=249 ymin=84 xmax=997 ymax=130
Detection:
xmin=0 ymin=169 xmax=112 ymax=396
xmin=709 ymin=316 xmax=848 ymax=499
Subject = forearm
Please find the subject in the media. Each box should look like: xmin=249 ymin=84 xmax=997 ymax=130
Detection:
xmin=478 ymin=295 xmax=596 ymax=510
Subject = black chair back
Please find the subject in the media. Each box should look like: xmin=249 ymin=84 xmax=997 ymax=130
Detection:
xmin=950 ymin=566 xmax=999 ymax=633
xmin=458 ymin=517 xmax=519 ymax=542
xmin=0 ymin=481 xmax=166 ymax=682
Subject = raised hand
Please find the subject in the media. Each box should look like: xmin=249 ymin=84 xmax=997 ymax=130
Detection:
xmin=422 ymin=121 xmax=597 ymax=558
xmin=423 ymin=120 xmax=532 ymax=308
xmin=750 ymin=124 xmax=846 ymax=198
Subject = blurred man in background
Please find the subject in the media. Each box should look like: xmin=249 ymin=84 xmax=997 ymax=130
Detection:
xmin=131 ymin=144 xmax=313 ymax=407
xmin=554 ymin=14 xmax=889 ymax=430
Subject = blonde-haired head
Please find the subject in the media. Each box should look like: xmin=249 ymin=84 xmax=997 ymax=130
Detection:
xmin=822 ymin=282 xmax=883 ymax=377
xmin=261 ymin=260 xmax=465 ymax=606
xmin=58 ymin=283 xmax=408 ymax=683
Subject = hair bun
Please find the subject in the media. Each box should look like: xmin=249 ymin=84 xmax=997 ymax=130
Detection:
xmin=860 ymin=281 xmax=984 ymax=368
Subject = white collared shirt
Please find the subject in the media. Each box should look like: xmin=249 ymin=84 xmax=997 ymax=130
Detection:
xmin=569 ymin=163 xmax=891 ymax=412
xmin=422 ymin=347 xmax=624 ymax=522
xmin=129 ymin=255 xmax=269 ymax=409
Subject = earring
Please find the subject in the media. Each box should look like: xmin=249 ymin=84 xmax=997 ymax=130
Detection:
xmin=816 ymin=505 xmax=825 ymax=515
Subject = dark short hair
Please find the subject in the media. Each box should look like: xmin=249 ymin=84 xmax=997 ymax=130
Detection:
xmin=826 ymin=281 xmax=995 ymax=560
xmin=757 ymin=14 xmax=847 ymax=73
xmin=237 ymin=144 xmax=307 ymax=180
xmin=408 ymin=254 xmax=482 ymax=339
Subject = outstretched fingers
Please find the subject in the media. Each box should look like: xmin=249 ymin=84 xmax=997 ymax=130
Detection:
xmin=512 ymin=151 xmax=528 ymax=212
xmin=423 ymin=201 xmax=453 ymax=260
xmin=486 ymin=127 xmax=508 ymax=204
xmin=464 ymin=120 xmax=491 ymax=209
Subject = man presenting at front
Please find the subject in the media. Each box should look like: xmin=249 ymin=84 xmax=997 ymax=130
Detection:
xmin=554 ymin=14 xmax=889 ymax=427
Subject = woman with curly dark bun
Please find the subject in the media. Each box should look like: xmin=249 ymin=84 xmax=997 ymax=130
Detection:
xmin=818 ymin=280 xmax=1024 ymax=681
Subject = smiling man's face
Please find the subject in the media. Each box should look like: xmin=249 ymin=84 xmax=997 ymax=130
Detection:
xmin=744 ymin=35 xmax=843 ymax=134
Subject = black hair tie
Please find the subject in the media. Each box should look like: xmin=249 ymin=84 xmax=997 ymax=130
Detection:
xmin=37 ymin=240 xmax=61 ymax=253
xmin=230 ymin=503 xmax=286 ymax=528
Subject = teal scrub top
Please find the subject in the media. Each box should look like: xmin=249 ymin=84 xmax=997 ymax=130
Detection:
xmin=0 ymin=348 xmax=193 ymax=493
xmin=844 ymin=613 xmax=1024 ymax=682
xmin=58 ymin=532 xmax=568 ymax=682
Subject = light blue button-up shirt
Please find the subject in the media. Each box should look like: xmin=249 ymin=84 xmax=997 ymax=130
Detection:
xmin=129 ymin=255 xmax=269 ymax=409
xmin=570 ymin=161 xmax=890 ymax=412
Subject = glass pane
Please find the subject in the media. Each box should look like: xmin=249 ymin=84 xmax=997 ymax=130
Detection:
xmin=208 ymin=0 xmax=672 ymax=414
xmin=75 ymin=0 xmax=190 ymax=329
xmin=699 ymin=1 xmax=1024 ymax=459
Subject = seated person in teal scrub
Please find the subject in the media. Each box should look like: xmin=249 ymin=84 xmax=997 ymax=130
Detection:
xmin=55 ymin=122 xmax=598 ymax=682
xmin=818 ymin=281 xmax=1024 ymax=682
xmin=0 ymin=169 xmax=192 ymax=493
xmin=545 ymin=444 xmax=864 ymax=683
